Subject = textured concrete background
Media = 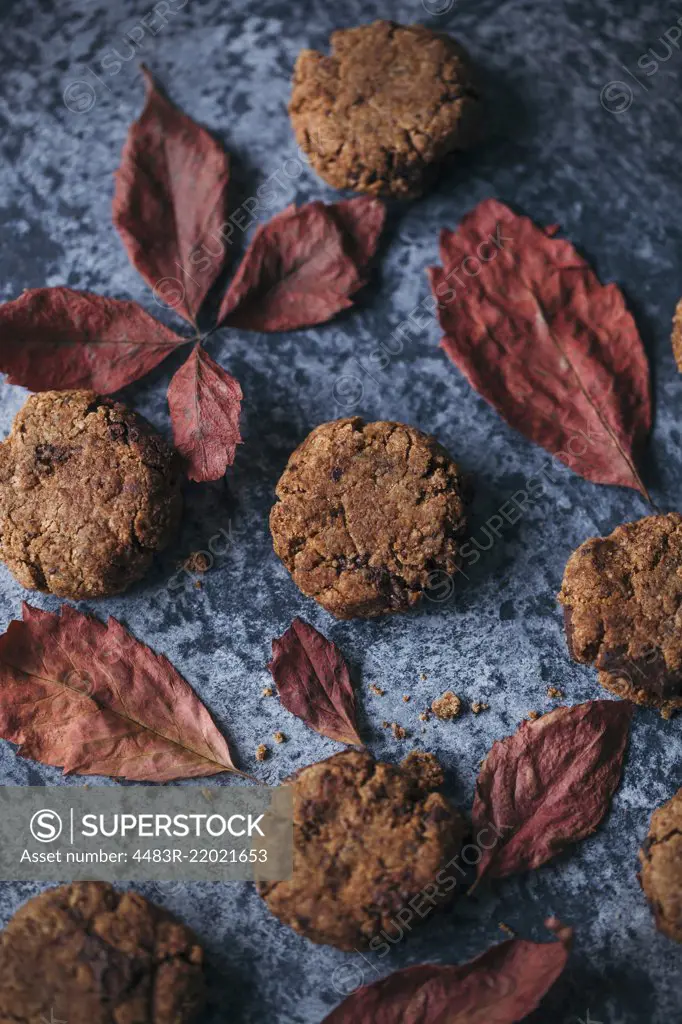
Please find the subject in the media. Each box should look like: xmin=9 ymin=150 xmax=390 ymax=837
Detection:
xmin=0 ymin=0 xmax=681 ymax=1020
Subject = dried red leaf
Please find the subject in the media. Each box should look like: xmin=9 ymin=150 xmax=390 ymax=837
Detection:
xmin=113 ymin=66 xmax=231 ymax=324
xmin=472 ymin=700 xmax=632 ymax=881
xmin=0 ymin=288 xmax=185 ymax=392
xmin=167 ymin=343 xmax=243 ymax=482
xmin=428 ymin=198 xmax=651 ymax=498
xmin=218 ymin=198 xmax=385 ymax=331
xmin=268 ymin=618 xmax=362 ymax=746
xmin=0 ymin=603 xmax=239 ymax=782
xmin=328 ymin=197 xmax=386 ymax=276
xmin=322 ymin=930 xmax=570 ymax=1023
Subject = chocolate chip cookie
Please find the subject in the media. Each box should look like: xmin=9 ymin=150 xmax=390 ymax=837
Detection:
xmin=639 ymin=787 xmax=682 ymax=943
xmin=0 ymin=390 xmax=182 ymax=599
xmin=558 ymin=513 xmax=682 ymax=717
xmin=270 ymin=418 xmax=468 ymax=619
xmin=0 ymin=882 xmax=205 ymax=1023
xmin=289 ymin=20 xmax=479 ymax=199
xmin=258 ymin=749 xmax=466 ymax=950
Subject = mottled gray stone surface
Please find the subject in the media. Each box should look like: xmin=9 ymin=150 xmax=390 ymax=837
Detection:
xmin=0 ymin=0 xmax=681 ymax=1020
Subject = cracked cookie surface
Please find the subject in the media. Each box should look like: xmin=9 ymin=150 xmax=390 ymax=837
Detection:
xmin=270 ymin=417 xmax=467 ymax=619
xmin=258 ymin=749 xmax=466 ymax=951
xmin=639 ymin=787 xmax=682 ymax=943
xmin=558 ymin=513 xmax=682 ymax=716
xmin=0 ymin=882 xmax=205 ymax=1023
xmin=289 ymin=20 xmax=479 ymax=199
xmin=0 ymin=390 xmax=182 ymax=599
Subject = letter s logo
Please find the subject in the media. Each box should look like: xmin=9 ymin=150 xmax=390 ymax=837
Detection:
xmin=30 ymin=809 xmax=63 ymax=843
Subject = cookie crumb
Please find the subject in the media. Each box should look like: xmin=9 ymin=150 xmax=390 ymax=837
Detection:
xmin=527 ymin=710 xmax=541 ymax=721
xmin=470 ymin=701 xmax=489 ymax=714
xmin=370 ymin=683 xmax=385 ymax=696
xmin=544 ymin=916 xmax=574 ymax=945
xmin=419 ymin=710 xmax=430 ymax=722
xmin=431 ymin=691 xmax=462 ymax=720
xmin=498 ymin=921 xmax=515 ymax=937
xmin=262 ymin=686 xmax=274 ymax=697
xmin=546 ymin=686 xmax=563 ymax=699
xmin=255 ymin=744 xmax=268 ymax=762
xmin=183 ymin=551 xmax=211 ymax=573
xmin=420 ymin=673 xmax=427 ymax=681
xmin=402 ymin=695 xmax=410 ymax=703
xmin=273 ymin=731 xmax=286 ymax=744
xmin=391 ymin=722 xmax=407 ymax=740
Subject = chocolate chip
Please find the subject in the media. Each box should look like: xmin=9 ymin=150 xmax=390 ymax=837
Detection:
xmin=34 ymin=443 xmax=76 ymax=467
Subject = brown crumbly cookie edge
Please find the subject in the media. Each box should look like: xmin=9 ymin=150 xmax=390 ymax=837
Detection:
xmin=672 ymin=297 xmax=682 ymax=373
xmin=638 ymin=788 xmax=682 ymax=943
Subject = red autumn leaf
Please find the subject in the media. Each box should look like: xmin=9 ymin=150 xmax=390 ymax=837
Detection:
xmin=322 ymin=928 xmax=570 ymax=1024
xmin=0 ymin=288 xmax=186 ymax=392
xmin=0 ymin=603 xmax=240 ymax=782
xmin=428 ymin=198 xmax=651 ymax=498
xmin=472 ymin=700 xmax=632 ymax=881
xmin=167 ymin=343 xmax=243 ymax=482
xmin=328 ymin=197 xmax=386 ymax=275
xmin=113 ymin=65 xmax=231 ymax=324
xmin=268 ymin=618 xmax=362 ymax=746
xmin=218 ymin=198 xmax=385 ymax=331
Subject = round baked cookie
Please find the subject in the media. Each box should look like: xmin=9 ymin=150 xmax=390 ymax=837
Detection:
xmin=0 ymin=882 xmax=205 ymax=1023
xmin=672 ymin=297 xmax=682 ymax=373
xmin=289 ymin=20 xmax=479 ymax=199
xmin=258 ymin=749 xmax=466 ymax=950
xmin=639 ymin=787 xmax=682 ymax=943
xmin=0 ymin=390 xmax=182 ymax=599
xmin=558 ymin=513 xmax=682 ymax=717
xmin=270 ymin=417 xmax=468 ymax=619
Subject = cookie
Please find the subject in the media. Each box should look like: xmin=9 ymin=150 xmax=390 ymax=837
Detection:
xmin=289 ymin=20 xmax=479 ymax=199
xmin=672 ymin=297 xmax=682 ymax=372
xmin=639 ymin=787 xmax=682 ymax=943
xmin=558 ymin=513 xmax=682 ymax=716
xmin=270 ymin=417 xmax=467 ymax=619
xmin=258 ymin=749 xmax=465 ymax=950
xmin=0 ymin=390 xmax=182 ymax=599
xmin=0 ymin=882 xmax=205 ymax=1023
